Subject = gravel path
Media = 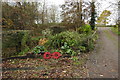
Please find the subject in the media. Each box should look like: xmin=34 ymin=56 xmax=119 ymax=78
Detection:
xmin=86 ymin=27 xmax=118 ymax=78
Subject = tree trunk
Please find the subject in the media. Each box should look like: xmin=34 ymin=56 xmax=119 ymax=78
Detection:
xmin=90 ymin=0 xmax=96 ymax=30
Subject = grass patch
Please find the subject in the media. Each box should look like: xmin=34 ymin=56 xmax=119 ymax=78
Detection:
xmin=72 ymin=56 xmax=87 ymax=66
xmin=104 ymin=30 xmax=114 ymax=40
xmin=73 ymin=58 xmax=87 ymax=65
xmin=111 ymin=27 xmax=120 ymax=35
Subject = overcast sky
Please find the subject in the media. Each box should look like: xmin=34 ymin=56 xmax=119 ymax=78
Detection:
xmin=2 ymin=0 xmax=118 ymax=25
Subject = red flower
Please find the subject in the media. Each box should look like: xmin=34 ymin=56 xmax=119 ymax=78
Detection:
xmin=43 ymin=52 xmax=51 ymax=59
xmin=52 ymin=52 xmax=61 ymax=59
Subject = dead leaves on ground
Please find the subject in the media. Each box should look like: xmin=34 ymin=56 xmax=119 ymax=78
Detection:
xmin=2 ymin=57 xmax=88 ymax=78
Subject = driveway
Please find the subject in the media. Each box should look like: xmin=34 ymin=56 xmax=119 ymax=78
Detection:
xmin=86 ymin=27 xmax=118 ymax=78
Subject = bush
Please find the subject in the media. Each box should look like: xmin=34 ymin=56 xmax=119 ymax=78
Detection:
xmin=45 ymin=30 xmax=97 ymax=56
xmin=111 ymin=26 xmax=120 ymax=35
xmin=42 ymin=28 xmax=53 ymax=37
xmin=50 ymin=26 xmax=65 ymax=35
xmin=44 ymin=31 xmax=86 ymax=56
xmin=2 ymin=18 xmax=14 ymax=29
xmin=45 ymin=31 xmax=82 ymax=48
xmin=78 ymin=24 xmax=92 ymax=34
xmin=2 ymin=30 xmax=33 ymax=58
xmin=32 ymin=46 xmax=47 ymax=54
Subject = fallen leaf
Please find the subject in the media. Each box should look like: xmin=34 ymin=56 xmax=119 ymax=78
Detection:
xmin=62 ymin=71 xmax=67 ymax=73
xmin=100 ymin=74 xmax=103 ymax=77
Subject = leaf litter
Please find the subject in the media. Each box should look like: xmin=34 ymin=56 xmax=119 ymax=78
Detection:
xmin=2 ymin=54 xmax=88 ymax=78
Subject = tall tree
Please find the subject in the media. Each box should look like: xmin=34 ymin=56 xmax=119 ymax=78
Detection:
xmin=90 ymin=0 xmax=96 ymax=30
xmin=42 ymin=0 xmax=45 ymax=24
xmin=2 ymin=2 xmax=39 ymax=30
xmin=38 ymin=0 xmax=49 ymax=24
xmin=48 ymin=5 xmax=58 ymax=23
xmin=61 ymin=0 xmax=85 ymax=30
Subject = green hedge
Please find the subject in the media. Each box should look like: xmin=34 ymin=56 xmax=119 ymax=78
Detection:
xmin=2 ymin=30 xmax=37 ymax=58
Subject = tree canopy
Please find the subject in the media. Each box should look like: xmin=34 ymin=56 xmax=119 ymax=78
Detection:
xmin=97 ymin=10 xmax=111 ymax=25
